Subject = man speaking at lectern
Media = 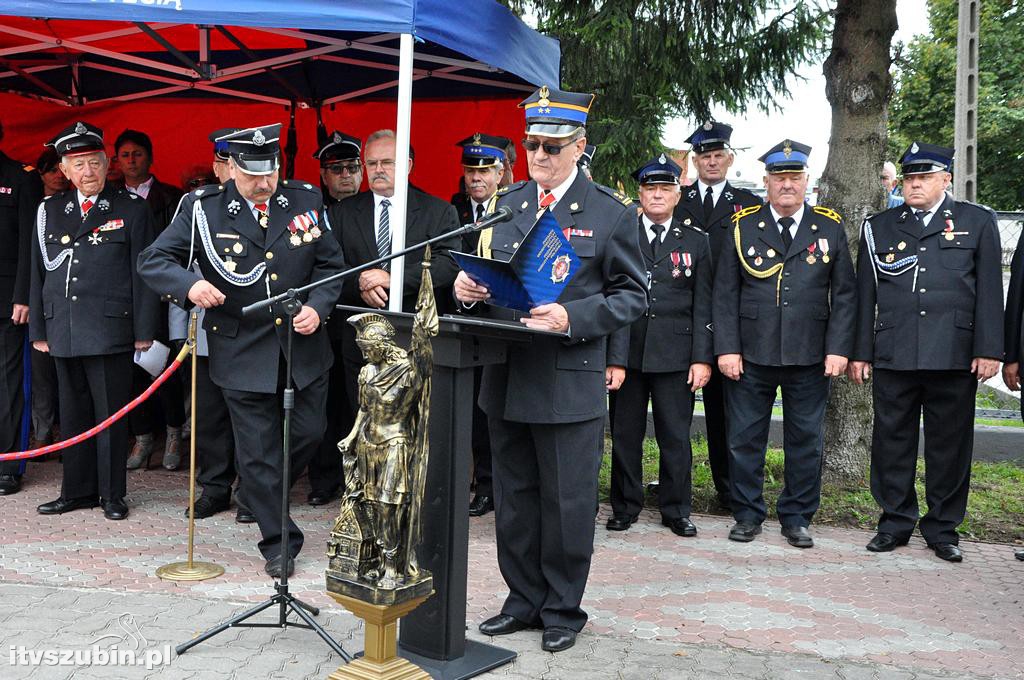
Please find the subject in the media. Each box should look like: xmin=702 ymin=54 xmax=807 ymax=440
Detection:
xmin=454 ymin=86 xmax=647 ymax=652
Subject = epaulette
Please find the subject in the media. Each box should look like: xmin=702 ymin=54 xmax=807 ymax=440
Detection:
xmin=594 ymin=183 xmax=633 ymax=206
xmin=732 ymin=205 xmax=761 ymax=222
xmin=190 ymin=184 xmax=226 ymax=199
xmin=496 ymin=180 xmax=527 ymax=196
xmin=812 ymin=205 xmax=842 ymax=223
xmin=688 ymin=224 xmax=708 ymax=236
xmin=22 ymin=164 xmax=34 ymax=173
xmin=280 ymin=179 xmax=319 ymax=193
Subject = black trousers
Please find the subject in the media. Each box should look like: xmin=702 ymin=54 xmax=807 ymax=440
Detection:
xmin=221 ymin=367 xmax=328 ymax=560
xmin=54 ymin=353 xmax=132 ymax=500
xmin=724 ymin=361 xmax=829 ymax=528
xmin=870 ymin=369 xmax=977 ymax=545
xmin=610 ymin=369 xmax=694 ymax=520
xmin=191 ymin=355 xmax=237 ymax=502
xmin=308 ymin=335 xmax=352 ymax=497
xmin=129 ymin=363 xmax=185 ymax=435
xmin=0 ymin=317 xmax=25 ymax=475
xmin=701 ymin=366 xmax=732 ymax=501
xmin=490 ymin=416 xmax=603 ymax=632
xmin=30 ymin=346 xmax=58 ymax=442
xmin=470 ymin=366 xmax=492 ymax=497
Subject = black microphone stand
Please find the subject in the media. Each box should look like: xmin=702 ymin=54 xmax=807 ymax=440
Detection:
xmin=174 ymin=208 xmax=511 ymax=660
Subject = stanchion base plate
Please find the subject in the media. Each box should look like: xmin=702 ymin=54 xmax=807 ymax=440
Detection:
xmin=156 ymin=561 xmax=225 ymax=582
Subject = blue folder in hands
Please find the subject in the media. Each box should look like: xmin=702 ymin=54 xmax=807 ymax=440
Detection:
xmin=450 ymin=209 xmax=581 ymax=313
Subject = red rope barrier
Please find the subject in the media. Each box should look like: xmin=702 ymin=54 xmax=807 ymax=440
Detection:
xmin=0 ymin=342 xmax=193 ymax=463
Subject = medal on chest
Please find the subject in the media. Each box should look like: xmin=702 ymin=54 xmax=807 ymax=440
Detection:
xmin=806 ymin=242 xmax=817 ymax=265
xmin=818 ymin=238 xmax=830 ymax=263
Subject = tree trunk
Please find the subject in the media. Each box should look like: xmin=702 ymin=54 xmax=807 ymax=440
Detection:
xmin=818 ymin=0 xmax=898 ymax=485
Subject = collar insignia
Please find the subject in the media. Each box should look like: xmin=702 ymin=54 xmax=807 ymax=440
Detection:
xmin=276 ymin=194 xmax=289 ymax=209
xmin=64 ymin=201 xmax=74 ymax=214
xmin=227 ymin=200 xmax=241 ymax=215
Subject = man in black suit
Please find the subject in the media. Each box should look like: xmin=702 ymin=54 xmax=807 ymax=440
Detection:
xmin=852 ymin=142 xmax=1002 ymax=562
xmin=138 ymin=124 xmax=346 ymax=578
xmin=607 ymin=155 xmax=712 ymax=537
xmin=326 ymin=128 xmax=460 ymax=413
xmin=451 ymin=132 xmax=510 ymax=517
xmin=113 ymin=129 xmax=187 ymax=471
xmin=673 ymin=122 xmax=762 ymax=511
xmin=316 ymin=130 xmax=363 ymax=209
xmin=455 ymin=86 xmax=647 ymax=652
xmin=31 ymin=122 xmax=159 ymax=520
xmin=713 ymin=140 xmax=856 ymax=549
xmin=0 ymin=121 xmax=41 ymax=496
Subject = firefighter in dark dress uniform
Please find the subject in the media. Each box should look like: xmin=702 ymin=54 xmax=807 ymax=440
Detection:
xmin=30 ymin=122 xmax=159 ymax=520
xmin=452 ymin=132 xmax=510 ymax=517
xmin=138 ymin=124 xmax=346 ymax=578
xmin=455 ymin=86 xmax=647 ymax=652
xmin=0 ymin=121 xmax=41 ymax=495
xmin=850 ymin=142 xmax=1002 ymax=562
xmin=713 ymin=140 xmax=856 ymax=549
xmin=673 ymin=121 xmax=762 ymax=510
xmin=607 ymin=155 xmax=713 ymax=536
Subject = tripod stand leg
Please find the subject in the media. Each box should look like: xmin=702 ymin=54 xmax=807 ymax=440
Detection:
xmin=292 ymin=596 xmax=320 ymax=616
xmin=175 ymin=596 xmax=279 ymax=655
xmin=287 ymin=596 xmax=352 ymax=661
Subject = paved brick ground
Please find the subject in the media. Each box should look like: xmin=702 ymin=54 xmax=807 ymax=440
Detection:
xmin=1 ymin=460 xmax=1022 ymax=679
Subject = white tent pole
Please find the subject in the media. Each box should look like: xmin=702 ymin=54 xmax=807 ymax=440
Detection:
xmin=388 ymin=32 xmax=414 ymax=312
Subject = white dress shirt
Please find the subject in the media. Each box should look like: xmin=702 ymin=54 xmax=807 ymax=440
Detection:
xmin=641 ymin=214 xmax=672 ymax=244
xmin=696 ymin=179 xmax=727 ymax=208
xmin=537 ymin=166 xmax=579 ymax=207
xmin=126 ymin=175 xmax=155 ymax=199
xmin=770 ymin=203 xmax=806 ymax=239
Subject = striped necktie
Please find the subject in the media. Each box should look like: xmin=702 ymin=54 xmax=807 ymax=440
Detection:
xmin=377 ymin=198 xmax=391 ymax=270
xmin=81 ymin=198 xmax=94 ymax=219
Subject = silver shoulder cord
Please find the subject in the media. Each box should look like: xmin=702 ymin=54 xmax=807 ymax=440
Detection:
xmin=192 ymin=197 xmax=266 ymax=287
xmin=863 ymin=219 xmax=919 ymax=290
xmin=36 ymin=202 xmax=75 ymax=297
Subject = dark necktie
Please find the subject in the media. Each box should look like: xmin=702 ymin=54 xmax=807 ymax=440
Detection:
xmin=378 ymin=198 xmax=391 ymax=270
xmin=651 ymin=223 xmax=665 ymax=258
xmin=779 ymin=216 xmax=795 ymax=251
xmin=703 ymin=186 xmax=715 ymax=223
xmin=915 ymin=209 xmax=931 ymax=225
xmin=255 ymin=203 xmax=269 ymax=229
xmin=475 ymin=203 xmax=485 ymax=223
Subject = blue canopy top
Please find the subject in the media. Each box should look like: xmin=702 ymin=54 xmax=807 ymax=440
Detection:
xmin=0 ymin=0 xmax=560 ymax=92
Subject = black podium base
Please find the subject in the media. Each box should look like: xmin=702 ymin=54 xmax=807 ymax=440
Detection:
xmin=397 ymin=640 xmax=516 ymax=680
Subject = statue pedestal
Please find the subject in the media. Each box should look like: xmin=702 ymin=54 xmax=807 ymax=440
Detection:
xmin=327 ymin=590 xmax=434 ymax=680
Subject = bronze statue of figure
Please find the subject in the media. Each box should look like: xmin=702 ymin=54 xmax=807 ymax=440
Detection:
xmin=328 ymin=252 xmax=439 ymax=596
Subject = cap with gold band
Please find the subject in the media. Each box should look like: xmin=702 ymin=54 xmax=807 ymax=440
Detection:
xmin=758 ymin=139 xmax=811 ymax=174
xmin=456 ymin=132 xmax=510 ymax=168
xmin=217 ymin=124 xmax=281 ymax=176
xmin=47 ymin=121 xmax=105 ymax=157
xmin=519 ymin=85 xmax=595 ymax=138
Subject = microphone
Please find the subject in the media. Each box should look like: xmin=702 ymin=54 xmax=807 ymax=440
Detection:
xmin=470 ymin=205 xmax=514 ymax=231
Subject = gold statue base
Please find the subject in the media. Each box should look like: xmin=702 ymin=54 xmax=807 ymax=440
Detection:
xmin=327 ymin=590 xmax=434 ymax=680
xmin=156 ymin=561 xmax=225 ymax=582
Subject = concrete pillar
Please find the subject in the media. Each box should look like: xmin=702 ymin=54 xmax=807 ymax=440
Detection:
xmin=954 ymin=0 xmax=980 ymax=202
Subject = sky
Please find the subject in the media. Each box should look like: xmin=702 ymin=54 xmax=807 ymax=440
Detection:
xmin=660 ymin=0 xmax=932 ymax=186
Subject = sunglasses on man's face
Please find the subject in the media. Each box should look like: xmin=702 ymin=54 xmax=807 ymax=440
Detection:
xmin=325 ymin=162 xmax=361 ymax=175
xmin=521 ymin=138 xmax=576 ymax=155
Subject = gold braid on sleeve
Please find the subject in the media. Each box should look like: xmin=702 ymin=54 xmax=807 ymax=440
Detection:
xmin=476 ymin=193 xmax=500 ymax=260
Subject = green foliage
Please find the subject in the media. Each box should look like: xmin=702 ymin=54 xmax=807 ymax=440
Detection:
xmin=600 ymin=435 xmax=1024 ymax=542
xmin=500 ymin=1 xmax=829 ymax=189
xmin=888 ymin=0 xmax=1024 ymax=209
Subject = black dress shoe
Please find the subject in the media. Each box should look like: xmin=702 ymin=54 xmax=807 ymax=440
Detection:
xmin=264 ymin=556 xmax=295 ymax=578
xmin=307 ymin=486 xmax=341 ymax=507
xmin=728 ymin=521 xmax=762 ymax=542
xmin=662 ymin=516 xmax=697 ymax=537
xmin=37 ymin=496 xmax=99 ymax=515
xmin=541 ymin=626 xmax=576 ymax=652
xmin=468 ymin=494 xmax=494 ymax=517
xmin=0 ymin=474 xmax=22 ymax=495
xmin=102 ymin=498 xmax=129 ymax=520
xmin=478 ymin=614 xmax=535 ymax=636
xmin=236 ymin=504 xmax=256 ymax=524
xmin=781 ymin=525 xmax=814 ymax=548
xmin=1015 ymin=548 xmax=1024 ymax=561
xmin=605 ymin=514 xmax=637 ymax=531
xmin=929 ymin=543 xmax=963 ymax=562
xmin=186 ymin=495 xmax=230 ymax=519
xmin=866 ymin=532 xmax=909 ymax=553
